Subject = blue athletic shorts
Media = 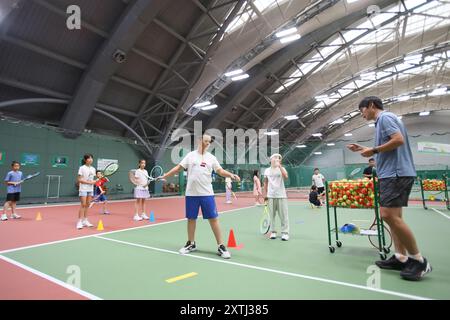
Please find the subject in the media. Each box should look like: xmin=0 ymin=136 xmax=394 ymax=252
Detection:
xmin=94 ymin=187 xmax=107 ymax=202
xmin=185 ymin=196 xmax=218 ymax=220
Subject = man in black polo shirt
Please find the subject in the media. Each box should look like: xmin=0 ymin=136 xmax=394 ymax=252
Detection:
xmin=363 ymin=158 xmax=376 ymax=179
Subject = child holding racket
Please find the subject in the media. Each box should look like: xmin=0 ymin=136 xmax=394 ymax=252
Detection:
xmin=2 ymin=161 xmax=23 ymax=221
xmin=253 ymin=169 xmax=263 ymax=206
xmin=161 ymin=134 xmax=240 ymax=259
xmin=264 ymin=154 xmax=290 ymax=241
xmin=133 ymin=159 xmax=150 ymax=221
xmin=77 ymin=154 xmax=96 ymax=229
xmin=89 ymin=170 xmax=110 ymax=214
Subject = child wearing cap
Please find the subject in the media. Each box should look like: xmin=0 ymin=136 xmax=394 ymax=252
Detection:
xmin=263 ymin=154 xmax=290 ymax=241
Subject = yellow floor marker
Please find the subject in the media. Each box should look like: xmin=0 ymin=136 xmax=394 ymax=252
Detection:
xmin=165 ymin=272 xmax=198 ymax=283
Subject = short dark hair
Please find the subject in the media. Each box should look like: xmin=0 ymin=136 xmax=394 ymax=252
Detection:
xmin=358 ymin=96 xmax=383 ymax=110
xmin=96 ymin=170 xmax=102 ymax=174
xmin=311 ymin=185 xmax=317 ymax=190
xmin=253 ymin=170 xmax=259 ymax=177
xmin=369 ymin=158 xmax=375 ymax=162
xmin=82 ymin=154 xmax=93 ymax=165
xmin=11 ymin=161 xmax=19 ymax=167
xmin=314 ymin=168 xmax=319 ymax=171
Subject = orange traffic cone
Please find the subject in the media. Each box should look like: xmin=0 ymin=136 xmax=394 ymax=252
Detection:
xmin=227 ymin=229 xmax=237 ymax=248
xmin=36 ymin=212 xmax=42 ymax=221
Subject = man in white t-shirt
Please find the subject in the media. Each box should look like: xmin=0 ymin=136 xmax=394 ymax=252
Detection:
xmin=312 ymin=168 xmax=325 ymax=196
xmin=263 ymin=154 xmax=290 ymax=241
xmin=161 ymin=134 xmax=240 ymax=259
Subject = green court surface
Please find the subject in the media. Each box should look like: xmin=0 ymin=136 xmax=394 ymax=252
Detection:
xmin=2 ymin=203 xmax=450 ymax=300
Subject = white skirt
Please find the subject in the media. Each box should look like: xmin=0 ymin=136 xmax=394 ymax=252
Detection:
xmin=134 ymin=188 xmax=150 ymax=199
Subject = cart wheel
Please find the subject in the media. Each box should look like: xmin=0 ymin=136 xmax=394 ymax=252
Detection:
xmin=379 ymin=253 xmax=387 ymax=260
xmin=424 ymin=206 xmax=428 ymax=210
xmin=329 ymin=246 xmax=335 ymax=253
xmin=336 ymin=240 xmax=342 ymax=248
xmin=383 ymin=247 xmax=390 ymax=254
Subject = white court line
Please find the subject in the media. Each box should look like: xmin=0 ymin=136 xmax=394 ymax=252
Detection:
xmin=94 ymin=236 xmax=432 ymax=301
xmin=0 ymin=255 xmax=102 ymax=300
xmin=431 ymin=208 xmax=450 ymax=220
xmin=1 ymin=195 xmax=188 ymax=210
xmin=0 ymin=205 xmax=256 ymax=255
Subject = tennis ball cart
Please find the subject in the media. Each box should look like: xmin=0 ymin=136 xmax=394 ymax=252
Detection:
xmin=417 ymin=174 xmax=450 ymax=210
xmin=325 ymin=174 xmax=392 ymax=260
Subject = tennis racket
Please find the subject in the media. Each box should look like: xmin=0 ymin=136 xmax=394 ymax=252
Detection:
xmin=14 ymin=172 xmax=40 ymax=185
xmin=367 ymin=218 xmax=392 ymax=251
xmin=349 ymin=167 xmax=362 ymax=179
xmin=129 ymin=165 xmax=165 ymax=186
xmin=259 ymin=201 xmax=271 ymax=235
xmin=103 ymin=163 xmax=119 ymax=177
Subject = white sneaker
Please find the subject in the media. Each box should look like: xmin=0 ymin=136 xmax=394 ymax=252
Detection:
xmin=133 ymin=214 xmax=143 ymax=221
xmin=218 ymin=245 xmax=231 ymax=259
xmin=281 ymin=234 xmax=289 ymax=241
xmin=226 ymin=201 xmax=232 ymax=204
xmin=1 ymin=214 xmax=8 ymax=221
xmin=269 ymin=232 xmax=277 ymax=239
xmin=76 ymin=220 xmax=83 ymax=229
xmin=141 ymin=213 xmax=149 ymax=220
xmin=179 ymin=241 xmax=197 ymax=254
xmin=82 ymin=219 xmax=94 ymax=227
xmin=11 ymin=213 xmax=21 ymax=219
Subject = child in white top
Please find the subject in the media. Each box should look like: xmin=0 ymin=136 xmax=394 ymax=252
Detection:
xmin=133 ymin=159 xmax=150 ymax=221
xmin=77 ymin=154 xmax=96 ymax=230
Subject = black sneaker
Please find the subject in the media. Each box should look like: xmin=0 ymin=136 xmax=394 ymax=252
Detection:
xmin=179 ymin=241 xmax=196 ymax=254
xmin=375 ymin=255 xmax=408 ymax=271
xmin=400 ymin=257 xmax=432 ymax=281
xmin=217 ymin=244 xmax=231 ymax=259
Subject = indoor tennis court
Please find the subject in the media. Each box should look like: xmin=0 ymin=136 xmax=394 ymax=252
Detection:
xmin=1 ymin=0 xmax=450 ymax=303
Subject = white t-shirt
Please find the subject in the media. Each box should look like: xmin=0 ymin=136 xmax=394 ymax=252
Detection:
xmin=312 ymin=173 xmax=325 ymax=188
xmin=135 ymin=168 xmax=149 ymax=190
xmin=78 ymin=165 xmax=96 ymax=192
xmin=180 ymin=150 xmax=222 ymax=196
xmin=264 ymin=167 xmax=287 ymax=198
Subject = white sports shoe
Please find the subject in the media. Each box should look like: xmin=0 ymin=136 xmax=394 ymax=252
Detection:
xmin=133 ymin=214 xmax=143 ymax=221
xmin=82 ymin=219 xmax=94 ymax=227
xmin=76 ymin=220 xmax=83 ymax=229
xmin=11 ymin=213 xmax=21 ymax=219
xmin=269 ymin=232 xmax=277 ymax=239
xmin=179 ymin=241 xmax=197 ymax=254
xmin=1 ymin=214 xmax=8 ymax=221
xmin=281 ymin=233 xmax=290 ymax=241
xmin=218 ymin=245 xmax=231 ymax=259
xmin=141 ymin=213 xmax=149 ymax=220
xmin=226 ymin=201 xmax=232 ymax=204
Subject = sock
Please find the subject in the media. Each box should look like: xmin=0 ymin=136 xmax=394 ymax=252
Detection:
xmin=394 ymin=253 xmax=408 ymax=263
xmin=409 ymin=253 xmax=424 ymax=263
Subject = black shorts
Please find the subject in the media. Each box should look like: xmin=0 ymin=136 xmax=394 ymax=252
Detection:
xmin=317 ymin=187 xmax=325 ymax=195
xmin=6 ymin=192 xmax=20 ymax=202
xmin=379 ymin=177 xmax=414 ymax=207
xmin=310 ymin=199 xmax=321 ymax=206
